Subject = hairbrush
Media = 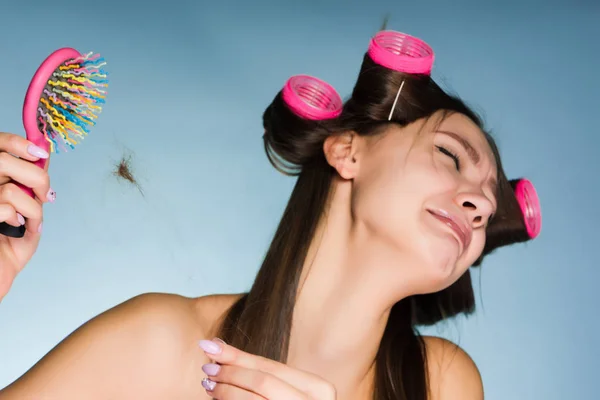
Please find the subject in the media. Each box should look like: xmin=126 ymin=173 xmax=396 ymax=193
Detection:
xmin=0 ymin=48 xmax=108 ymax=238
xmin=282 ymin=75 xmax=343 ymax=120
xmin=514 ymin=178 xmax=542 ymax=239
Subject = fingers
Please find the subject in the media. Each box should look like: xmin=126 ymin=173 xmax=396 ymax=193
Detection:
xmin=0 ymin=152 xmax=53 ymax=203
xmin=203 ymin=363 xmax=306 ymax=400
xmin=199 ymin=339 xmax=326 ymax=393
xmin=23 ymin=213 xmax=43 ymax=237
xmin=203 ymin=377 xmax=266 ymax=399
xmin=199 ymin=339 xmax=336 ymax=400
xmin=0 ymin=132 xmax=49 ymax=163
xmin=0 ymin=203 xmax=23 ymax=227
xmin=0 ymin=132 xmax=53 ymax=203
xmin=0 ymin=183 xmax=44 ymax=229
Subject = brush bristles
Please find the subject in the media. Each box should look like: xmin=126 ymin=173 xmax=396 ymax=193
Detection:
xmin=38 ymin=52 xmax=108 ymax=153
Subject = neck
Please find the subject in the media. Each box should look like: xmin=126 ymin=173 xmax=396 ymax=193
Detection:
xmin=286 ymin=180 xmax=415 ymax=399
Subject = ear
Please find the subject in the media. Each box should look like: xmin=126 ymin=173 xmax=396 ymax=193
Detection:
xmin=323 ymin=132 xmax=361 ymax=180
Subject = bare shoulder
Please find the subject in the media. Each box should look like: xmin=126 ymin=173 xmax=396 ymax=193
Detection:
xmin=0 ymin=292 xmax=225 ymax=400
xmin=192 ymin=292 xmax=244 ymax=337
xmin=422 ymin=336 xmax=484 ymax=400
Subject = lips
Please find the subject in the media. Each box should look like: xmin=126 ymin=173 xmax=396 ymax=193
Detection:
xmin=427 ymin=208 xmax=472 ymax=253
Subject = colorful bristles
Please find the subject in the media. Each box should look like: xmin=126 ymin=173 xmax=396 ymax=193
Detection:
xmin=38 ymin=52 xmax=108 ymax=153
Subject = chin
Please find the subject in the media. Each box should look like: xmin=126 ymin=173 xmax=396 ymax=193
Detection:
xmin=414 ymin=238 xmax=463 ymax=294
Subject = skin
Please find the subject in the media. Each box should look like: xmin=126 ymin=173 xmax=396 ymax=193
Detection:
xmin=0 ymin=111 xmax=496 ymax=399
xmin=0 ymin=132 xmax=52 ymax=302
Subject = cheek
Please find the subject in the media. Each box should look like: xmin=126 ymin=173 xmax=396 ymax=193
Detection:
xmin=352 ymin=156 xmax=456 ymax=239
xmin=351 ymin=168 xmax=415 ymax=234
xmin=460 ymin=231 xmax=486 ymax=270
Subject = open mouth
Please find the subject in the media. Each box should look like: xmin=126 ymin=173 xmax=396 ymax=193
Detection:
xmin=427 ymin=209 xmax=472 ymax=253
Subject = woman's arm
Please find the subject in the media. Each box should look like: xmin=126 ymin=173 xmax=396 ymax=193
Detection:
xmin=0 ymin=293 xmax=211 ymax=400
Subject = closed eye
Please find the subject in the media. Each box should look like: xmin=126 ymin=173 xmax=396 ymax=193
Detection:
xmin=436 ymin=145 xmax=460 ymax=170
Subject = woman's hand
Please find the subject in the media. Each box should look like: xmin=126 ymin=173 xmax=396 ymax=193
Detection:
xmin=0 ymin=131 xmax=54 ymax=302
xmin=199 ymin=339 xmax=337 ymax=400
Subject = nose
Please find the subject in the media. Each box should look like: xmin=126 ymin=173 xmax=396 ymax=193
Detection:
xmin=455 ymin=191 xmax=495 ymax=229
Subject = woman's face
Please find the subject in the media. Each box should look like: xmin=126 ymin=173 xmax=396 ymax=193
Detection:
xmin=343 ymin=111 xmax=498 ymax=295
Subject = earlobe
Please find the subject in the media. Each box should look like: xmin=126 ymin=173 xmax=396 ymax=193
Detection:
xmin=323 ymin=132 xmax=360 ymax=180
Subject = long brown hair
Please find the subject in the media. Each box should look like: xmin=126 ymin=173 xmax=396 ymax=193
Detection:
xmin=216 ymin=47 xmax=531 ymax=400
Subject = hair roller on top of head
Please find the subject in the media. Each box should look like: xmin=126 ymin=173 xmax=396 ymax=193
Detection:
xmin=281 ymin=75 xmax=343 ymax=120
xmin=367 ymin=30 xmax=435 ymax=75
xmin=514 ymin=178 xmax=542 ymax=239
xmin=367 ymin=31 xmax=435 ymax=120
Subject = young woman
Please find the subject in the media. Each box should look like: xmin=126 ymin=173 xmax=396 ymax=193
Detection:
xmin=0 ymin=30 xmax=540 ymax=400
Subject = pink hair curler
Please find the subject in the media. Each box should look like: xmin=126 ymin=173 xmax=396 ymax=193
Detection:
xmin=514 ymin=178 xmax=542 ymax=239
xmin=281 ymin=75 xmax=343 ymax=120
xmin=368 ymin=30 xmax=435 ymax=75
xmin=0 ymin=47 xmax=108 ymax=238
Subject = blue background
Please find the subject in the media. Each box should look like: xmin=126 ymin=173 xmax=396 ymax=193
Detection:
xmin=0 ymin=0 xmax=597 ymax=398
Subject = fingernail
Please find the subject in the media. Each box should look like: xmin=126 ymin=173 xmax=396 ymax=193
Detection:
xmin=17 ymin=213 xmax=25 ymax=225
xmin=46 ymin=188 xmax=56 ymax=202
xmin=38 ymin=222 xmax=43 ymax=233
xmin=213 ymin=337 xmax=226 ymax=345
xmin=198 ymin=339 xmax=222 ymax=355
xmin=202 ymin=363 xmax=221 ymax=376
xmin=202 ymin=377 xmax=216 ymax=391
xmin=27 ymin=144 xmax=49 ymax=159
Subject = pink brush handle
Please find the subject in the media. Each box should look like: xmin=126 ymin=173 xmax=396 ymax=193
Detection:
xmin=18 ymin=48 xmax=82 ymax=198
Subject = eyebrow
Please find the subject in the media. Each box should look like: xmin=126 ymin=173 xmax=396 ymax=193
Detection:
xmin=437 ymin=129 xmax=499 ymax=202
